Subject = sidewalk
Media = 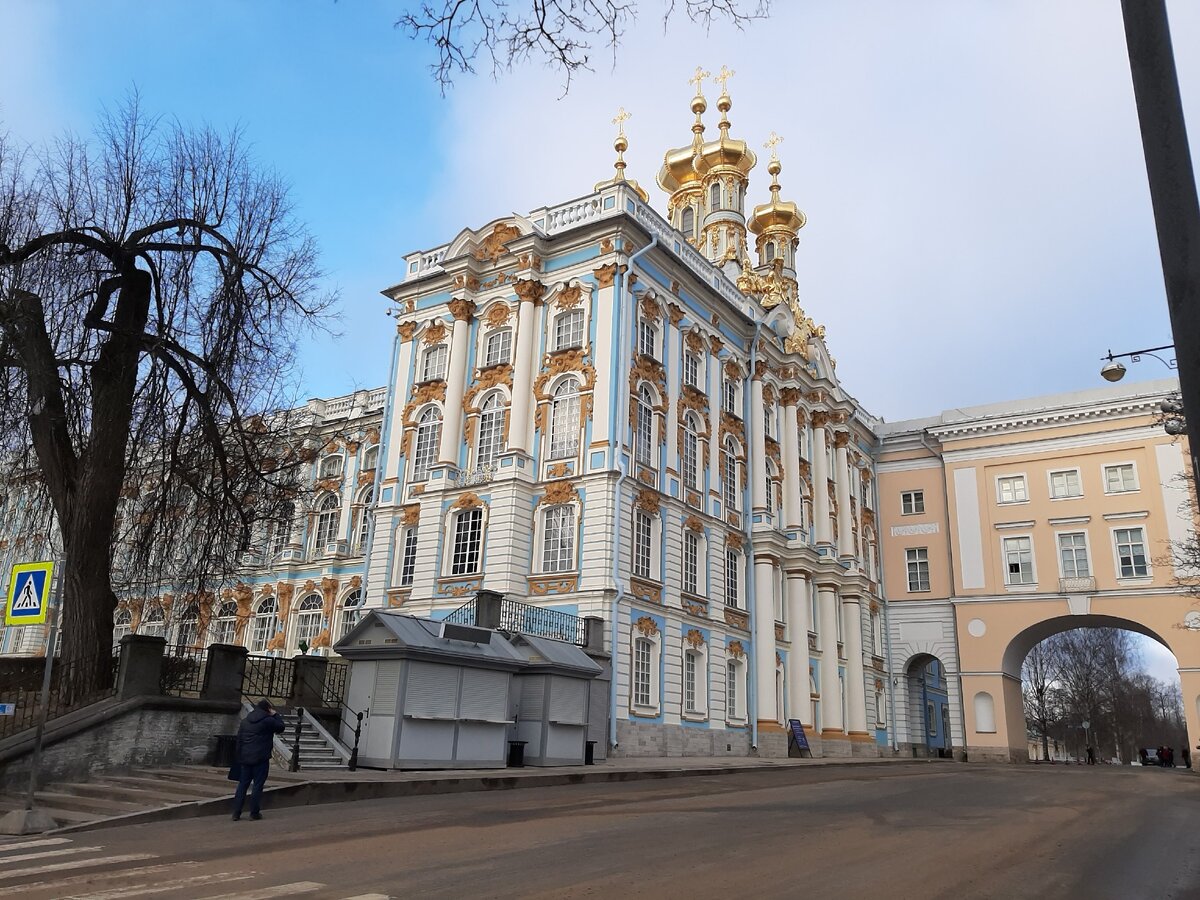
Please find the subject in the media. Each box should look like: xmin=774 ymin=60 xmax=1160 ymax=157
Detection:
xmin=51 ymin=754 xmax=954 ymax=835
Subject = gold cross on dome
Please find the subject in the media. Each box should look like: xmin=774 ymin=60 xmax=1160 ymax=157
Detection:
xmin=612 ymin=107 xmax=631 ymax=136
xmin=688 ymin=67 xmax=710 ymax=95
xmin=764 ymin=131 xmax=784 ymax=160
xmin=714 ymin=65 xmax=735 ymax=94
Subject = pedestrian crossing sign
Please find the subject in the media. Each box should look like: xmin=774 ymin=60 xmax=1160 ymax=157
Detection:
xmin=4 ymin=561 xmax=54 ymax=626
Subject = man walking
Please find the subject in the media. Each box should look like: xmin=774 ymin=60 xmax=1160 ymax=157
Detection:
xmin=232 ymin=698 xmax=286 ymax=821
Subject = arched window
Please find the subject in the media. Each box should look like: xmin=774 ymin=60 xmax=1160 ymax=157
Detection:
xmin=709 ymin=182 xmax=721 ymax=211
xmin=554 ymin=309 xmax=585 ymax=351
xmin=421 ymin=344 xmax=448 ymax=381
xmin=722 ymin=438 xmax=739 ymax=513
xmin=175 ymin=603 xmax=200 ymax=648
xmin=314 ymin=493 xmax=341 ymax=553
xmin=294 ymin=594 xmax=324 ymax=650
xmin=483 ymin=328 xmax=512 ymax=367
xmin=213 ymin=600 xmax=239 ymax=645
xmin=680 ymin=206 xmax=695 ymax=236
xmin=270 ymin=502 xmax=294 ymax=556
xmin=542 ymin=504 xmax=576 ymax=573
xmin=319 ymin=455 xmax=343 ymax=479
xmin=634 ymin=385 xmax=654 ymax=467
xmin=113 ymin=608 xmax=133 ymax=648
xmin=355 ymin=486 xmax=374 ymax=553
xmin=549 ymin=378 xmax=581 ymax=459
xmin=476 ymin=392 xmax=507 ymax=468
xmin=251 ymin=596 xmax=278 ymax=653
xmin=682 ymin=414 xmax=700 ymax=490
xmin=362 ymin=444 xmax=379 ymax=471
xmin=412 ymin=407 xmax=442 ymax=481
xmin=337 ymin=589 xmax=364 ymax=642
xmin=141 ymin=604 xmax=166 ymax=638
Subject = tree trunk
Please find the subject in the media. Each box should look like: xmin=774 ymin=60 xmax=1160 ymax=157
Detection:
xmin=59 ymin=525 xmax=120 ymax=700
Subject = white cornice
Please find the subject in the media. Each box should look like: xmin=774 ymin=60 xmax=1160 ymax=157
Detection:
xmin=876 ymin=457 xmax=941 ymax=474
xmin=941 ymin=425 xmax=1165 ymax=463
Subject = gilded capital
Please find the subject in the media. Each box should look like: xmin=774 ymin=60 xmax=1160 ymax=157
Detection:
xmin=449 ymin=298 xmax=476 ymax=322
xmin=593 ymin=262 xmax=627 ymax=288
xmin=514 ymin=278 xmax=546 ymax=303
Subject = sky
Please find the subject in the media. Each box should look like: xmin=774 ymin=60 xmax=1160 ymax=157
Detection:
xmin=1 ymin=1 xmax=1194 ymax=677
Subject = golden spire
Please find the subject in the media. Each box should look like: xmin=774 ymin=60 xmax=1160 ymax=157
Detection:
xmin=714 ymin=65 xmax=735 ymax=136
xmin=749 ymin=134 xmax=805 ymax=259
xmin=596 ymin=106 xmax=649 ymax=202
xmin=658 ymin=68 xmax=710 ymax=195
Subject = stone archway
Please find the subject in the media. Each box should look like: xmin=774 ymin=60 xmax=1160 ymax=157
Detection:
xmin=955 ymin=594 xmax=1200 ymax=766
xmin=899 ymin=652 xmax=962 ymax=759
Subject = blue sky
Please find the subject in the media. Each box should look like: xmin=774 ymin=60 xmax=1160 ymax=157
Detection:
xmin=4 ymin=2 xmax=1198 ymax=684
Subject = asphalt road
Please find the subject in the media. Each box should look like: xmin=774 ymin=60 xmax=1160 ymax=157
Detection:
xmin=3 ymin=762 xmax=1199 ymax=899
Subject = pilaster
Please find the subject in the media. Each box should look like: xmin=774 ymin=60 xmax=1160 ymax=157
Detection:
xmin=811 ymin=412 xmax=832 ymax=547
xmin=508 ymin=280 xmax=543 ymax=455
xmin=785 ymin=568 xmax=812 ymax=726
xmin=439 ymin=299 xmax=475 ymax=464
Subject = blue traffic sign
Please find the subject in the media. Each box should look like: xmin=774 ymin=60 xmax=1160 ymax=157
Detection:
xmin=4 ymin=561 xmax=54 ymax=626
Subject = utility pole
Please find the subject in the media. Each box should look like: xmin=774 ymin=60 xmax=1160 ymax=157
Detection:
xmin=1120 ymin=0 xmax=1200 ymax=489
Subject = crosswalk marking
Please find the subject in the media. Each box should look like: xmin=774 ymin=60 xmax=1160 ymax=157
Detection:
xmin=62 ymin=871 xmax=256 ymax=899
xmin=201 ymin=884 xmax=324 ymax=899
xmin=0 ymin=845 xmax=97 ymax=865
xmin=0 ymin=837 xmax=72 ymax=853
xmin=0 ymin=862 xmax=199 ymax=897
xmin=0 ymin=853 xmax=155 ymax=883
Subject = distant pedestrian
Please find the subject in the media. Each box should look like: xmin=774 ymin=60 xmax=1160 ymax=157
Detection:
xmin=1167 ymin=747 xmax=1175 ymax=768
xmin=1087 ymin=745 xmax=1095 ymax=765
xmin=232 ymin=698 xmax=285 ymax=821
xmin=1139 ymin=748 xmax=1149 ymax=766
xmin=1183 ymin=747 xmax=1191 ymax=769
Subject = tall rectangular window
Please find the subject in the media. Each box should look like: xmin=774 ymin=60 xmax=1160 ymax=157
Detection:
xmin=763 ymin=406 xmax=774 ymax=440
xmin=638 ymin=320 xmax=657 ymax=359
xmin=726 ymin=662 xmax=739 ymax=719
xmin=684 ymin=651 xmax=697 ymax=713
xmin=723 ymin=448 xmax=738 ymax=513
xmin=1003 ymin=536 xmax=1035 ymax=585
xmin=901 ymin=490 xmax=924 ymax=515
xmin=633 ymin=638 xmax=652 ymax=707
xmin=683 ymin=531 xmax=699 ymax=595
xmin=483 ymin=329 xmax=512 ymax=367
xmin=1058 ymin=532 xmax=1090 ymax=578
xmin=997 ymin=475 xmax=1028 ymax=504
xmin=399 ymin=528 xmax=418 ymax=586
xmin=542 ymin=505 xmax=576 ymax=573
xmin=421 ymin=344 xmax=447 ymax=382
xmin=1049 ymin=469 xmax=1082 ymax=499
xmin=683 ymin=352 xmax=700 ymax=388
xmin=725 ymin=549 xmax=740 ymax=608
xmin=682 ymin=430 xmax=699 ymax=490
xmin=1114 ymin=527 xmax=1149 ymax=577
xmin=1104 ymin=464 xmax=1138 ymax=493
xmin=723 ymin=378 xmax=739 ymax=415
xmin=554 ymin=309 xmax=585 ymax=350
xmin=906 ymin=547 xmax=930 ymax=592
xmin=451 ymin=508 xmax=483 ymax=575
xmin=633 ymin=511 xmax=652 ymax=578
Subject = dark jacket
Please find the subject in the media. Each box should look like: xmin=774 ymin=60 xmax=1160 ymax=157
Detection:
xmin=237 ymin=708 xmax=285 ymax=765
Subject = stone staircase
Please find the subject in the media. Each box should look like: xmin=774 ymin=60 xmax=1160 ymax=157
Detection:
xmin=276 ymin=709 xmax=350 ymax=771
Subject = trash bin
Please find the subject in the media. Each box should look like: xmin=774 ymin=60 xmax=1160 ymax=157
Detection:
xmin=212 ymin=734 xmax=238 ymax=768
xmin=507 ymin=740 xmax=527 ymax=768
xmin=585 ymin=741 xmax=596 ymax=765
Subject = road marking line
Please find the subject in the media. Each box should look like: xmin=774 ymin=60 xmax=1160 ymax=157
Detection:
xmin=201 ymin=883 xmax=325 ymax=899
xmin=0 ymin=853 xmax=156 ymax=882
xmin=63 ymin=871 xmax=256 ymax=899
xmin=0 ymin=846 xmax=96 ymax=865
xmin=0 ymin=838 xmax=72 ymax=854
xmin=341 ymin=895 xmax=392 ymax=899
xmin=0 ymin=862 xmax=199 ymax=897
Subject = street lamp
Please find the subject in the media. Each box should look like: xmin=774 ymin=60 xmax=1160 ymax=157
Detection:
xmin=1099 ymin=344 xmax=1177 ymax=382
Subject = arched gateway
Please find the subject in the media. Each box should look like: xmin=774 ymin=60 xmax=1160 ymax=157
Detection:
xmin=875 ymin=378 xmax=1199 ymax=767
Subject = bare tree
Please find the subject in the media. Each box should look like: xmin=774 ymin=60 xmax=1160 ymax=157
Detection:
xmin=397 ymin=0 xmax=772 ymax=93
xmin=0 ymin=97 xmax=330 ymax=688
xmin=1022 ymin=639 xmax=1063 ymax=761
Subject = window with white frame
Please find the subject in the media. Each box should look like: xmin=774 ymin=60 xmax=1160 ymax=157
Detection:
xmin=901 ymin=490 xmax=924 ymax=515
xmin=294 ymin=594 xmax=323 ymax=650
xmin=1058 ymin=532 xmax=1090 ymax=578
xmin=140 ymin=605 xmax=165 ymax=637
xmin=635 ymin=385 xmax=654 ymax=467
xmin=251 ymin=596 xmax=278 ymax=653
xmin=683 ymin=530 xmax=699 ymax=595
xmin=709 ymin=181 xmax=722 ymax=211
xmin=412 ymin=407 xmax=442 ymax=481
xmin=763 ymin=405 xmax=774 ymax=440
xmin=270 ymin=502 xmax=294 ymax=555
xmin=212 ymin=601 xmax=238 ymax=646
xmin=682 ymin=415 xmax=700 ymax=490
xmin=355 ymin=487 xmax=374 ymax=553
xmin=398 ymin=527 xmax=418 ymax=587
xmin=683 ymin=350 xmax=701 ymax=388
xmin=1003 ymin=536 xmax=1036 ymax=585
xmin=483 ymin=328 xmax=512 ymax=367
xmin=1104 ymin=463 xmax=1138 ymax=494
xmin=726 ymin=659 xmax=745 ymax=721
xmin=362 ymin=444 xmax=379 ymax=471
xmin=451 ymin=508 xmax=484 ymax=575
xmin=633 ymin=510 xmax=652 ymax=579
xmin=337 ymin=589 xmax=364 ymax=641
xmin=997 ymin=474 xmax=1028 ymax=504
xmin=722 ymin=439 xmax=739 ymax=512
xmin=927 ymin=701 xmax=937 ymax=736
xmin=725 ymin=548 xmax=740 ymax=608
xmin=680 ymin=206 xmax=695 ymax=237
xmin=633 ymin=637 xmax=653 ymax=707
xmin=314 ymin=494 xmax=341 ymax=553
xmin=638 ymin=319 xmax=658 ymax=359
xmin=476 ymin=393 xmax=507 ymax=468
xmin=870 ymin=608 xmax=882 ymax=655
xmin=113 ymin=608 xmax=133 ymax=648
xmin=764 ymin=241 xmax=776 ymax=263
xmin=542 ymin=504 xmax=576 ymax=573
xmin=723 ymin=376 xmax=740 ymax=415
xmin=174 ymin=604 xmax=200 ymax=648
xmin=684 ymin=650 xmax=699 ymax=713
xmin=764 ymin=462 xmax=778 ymax=516
xmin=1114 ymin=527 xmax=1149 ymax=577
xmin=319 ymin=455 xmax=343 ymax=479
xmin=1049 ymin=469 xmax=1082 ymax=499
xmin=906 ymin=547 xmax=930 ymax=592
xmin=549 ymin=378 xmax=581 ymax=459
xmin=809 ymin=582 xmax=819 ymax=636
xmin=421 ymin=344 xmax=448 ymax=382
xmin=554 ymin=309 xmax=585 ymax=350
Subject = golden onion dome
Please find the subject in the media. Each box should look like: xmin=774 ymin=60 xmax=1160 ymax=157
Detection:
xmin=595 ymin=111 xmax=649 ymax=202
xmin=695 ymin=71 xmax=756 ymax=179
xmin=749 ymin=155 xmax=806 ymax=236
xmin=657 ymin=72 xmax=709 ymax=195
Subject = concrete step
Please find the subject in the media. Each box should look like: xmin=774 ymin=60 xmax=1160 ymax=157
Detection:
xmin=94 ymin=775 xmax=231 ymax=798
xmin=41 ymin=781 xmax=203 ymax=808
xmin=33 ymin=791 xmax=147 ymax=816
xmin=27 ymin=805 xmax=99 ymax=826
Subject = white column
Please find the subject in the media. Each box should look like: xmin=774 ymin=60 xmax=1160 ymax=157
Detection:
xmin=818 ymin=582 xmax=843 ymax=734
xmin=665 ymin=316 xmax=680 ymax=470
xmin=507 ymin=281 xmax=543 ymax=455
xmin=785 ymin=569 xmax=812 ymax=726
xmin=781 ymin=391 xmax=802 ymax=530
xmin=708 ymin=355 xmax=722 ymax=496
xmin=750 ymin=367 xmax=767 ymax=511
xmin=834 ymin=431 xmax=854 ymax=558
xmin=811 ymin=413 xmax=832 ymax=546
xmin=439 ymin=299 xmax=474 ymax=464
xmin=754 ymin=556 xmax=779 ymax=726
xmin=842 ymin=594 xmax=869 ymax=737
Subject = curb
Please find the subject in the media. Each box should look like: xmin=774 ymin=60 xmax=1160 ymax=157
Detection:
xmin=51 ymin=757 xmax=952 ymax=835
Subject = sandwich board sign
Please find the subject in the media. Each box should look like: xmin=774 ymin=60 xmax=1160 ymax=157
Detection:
xmin=4 ymin=561 xmax=54 ymax=626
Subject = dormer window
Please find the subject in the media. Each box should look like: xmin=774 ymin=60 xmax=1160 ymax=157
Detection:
xmin=421 ymin=344 xmax=447 ymax=381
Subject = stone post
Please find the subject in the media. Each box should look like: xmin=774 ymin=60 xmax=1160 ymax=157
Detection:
xmin=289 ymin=654 xmax=329 ymax=709
xmin=202 ymin=643 xmax=249 ymax=703
xmin=116 ymin=634 xmax=167 ymax=700
xmin=475 ymin=589 xmax=504 ymax=630
xmin=583 ymin=616 xmax=607 ymax=654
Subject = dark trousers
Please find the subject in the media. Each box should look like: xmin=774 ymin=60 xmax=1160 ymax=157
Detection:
xmin=232 ymin=760 xmax=270 ymax=817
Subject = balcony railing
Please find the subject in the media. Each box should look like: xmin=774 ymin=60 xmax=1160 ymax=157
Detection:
xmin=1059 ymin=576 xmax=1097 ymax=593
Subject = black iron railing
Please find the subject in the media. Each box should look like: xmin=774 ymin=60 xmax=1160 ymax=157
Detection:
xmin=241 ymin=654 xmax=296 ymax=705
xmin=323 ymin=660 xmax=349 ymax=706
xmin=0 ymin=647 xmax=120 ymax=739
xmin=500 ymin=599 xmax=586 ymax=646
xmin=159 ymin=644 xmax=206 ymax=697
xmin=443 ymin=599 xmax=476 ymax=625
